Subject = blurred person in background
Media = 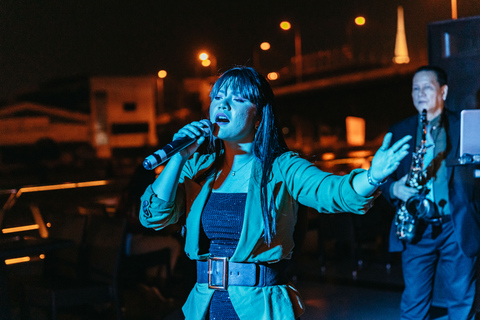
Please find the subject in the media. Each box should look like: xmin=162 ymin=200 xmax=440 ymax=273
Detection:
xmin=140 ymin=66 xmax=411 ymax=319
xmin=118 ymin=163 xmax=182 ymax=300
xmin=380 ymin=65 xmax=480 ymax=320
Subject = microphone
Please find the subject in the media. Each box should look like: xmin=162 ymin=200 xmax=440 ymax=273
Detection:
xmin=143 ymin=120 xmax=212 ymax=170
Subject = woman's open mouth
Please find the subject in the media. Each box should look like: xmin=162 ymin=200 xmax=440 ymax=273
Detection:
xmin=215 ymin=113 xmax=230 ymax=125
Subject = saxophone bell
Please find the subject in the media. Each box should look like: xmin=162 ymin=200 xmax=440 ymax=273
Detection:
xmin=406 ymin=193 xmax=436 ymax=220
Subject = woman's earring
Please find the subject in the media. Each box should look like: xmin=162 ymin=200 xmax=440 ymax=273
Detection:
xmin=255 ymin=122 xmax=260 ymax=130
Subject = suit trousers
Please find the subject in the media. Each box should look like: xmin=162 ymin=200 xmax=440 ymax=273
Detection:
xmin=401 ymin=219 xmax=477 ymax=320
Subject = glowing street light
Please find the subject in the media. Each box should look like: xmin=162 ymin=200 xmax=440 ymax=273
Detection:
xmin=157 ymin=70 xmax=167 ymax=78
xmin=199 ymin=52 xmax=212 ymax=67
xmin=198 ymin=51 xmax=217 ymax=76
xmin=355 ymin=16 xmax=366 ymax=26
xmin=267 ymin=72 xmax=279 ymax=81
xmin=253 ymin=42 xmax=271 ymax=73
xmin=157 ymin=69 xmax=167 ymax=114
xmin=280 ymin=21 xmax=291 ymax=31
xmin=260 ymin=42 xmax=271 ymax=51
xmin=280 ymin=20 xmax=302 ymax=83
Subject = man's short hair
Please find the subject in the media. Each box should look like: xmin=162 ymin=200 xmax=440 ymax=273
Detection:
xmin=415 ymin=65 xmax=448 ymax=86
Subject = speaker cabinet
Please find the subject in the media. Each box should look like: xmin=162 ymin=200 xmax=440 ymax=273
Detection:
xmin=428 ymin=16 xmax=480 ymax=111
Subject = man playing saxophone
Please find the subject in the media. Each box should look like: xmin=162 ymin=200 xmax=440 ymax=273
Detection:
xmin=380 ymin=65 xmax=480 ymax=319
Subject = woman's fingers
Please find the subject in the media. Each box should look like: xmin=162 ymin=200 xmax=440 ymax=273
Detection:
xmin=174 ymin=121 xmax=209 ymax=140
xmin=379 ymin=133 xmax=392 ymax=151
xmin=389 ymin=135 xmax=412 ymax=153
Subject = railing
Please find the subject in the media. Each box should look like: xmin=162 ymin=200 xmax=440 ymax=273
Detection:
xmin=0 ymin=180 xmax=115 ymax=238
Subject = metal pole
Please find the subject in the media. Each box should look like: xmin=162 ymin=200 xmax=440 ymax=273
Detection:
xmin=294 ymin=28 xmax=302 ymax=83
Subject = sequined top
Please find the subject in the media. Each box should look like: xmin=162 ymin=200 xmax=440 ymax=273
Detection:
xmin=202 ymin=192 xmax=246 ymax=257
xmin=201 ymin=192 xmax=246 ymax=320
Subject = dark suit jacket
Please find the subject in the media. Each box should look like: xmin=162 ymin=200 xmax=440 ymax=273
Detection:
xmin=380 ymin=108 xmax=480 ymax=257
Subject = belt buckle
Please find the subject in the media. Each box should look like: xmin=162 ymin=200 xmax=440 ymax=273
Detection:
xmin=208 ymin=257 xmax=228 ymax=290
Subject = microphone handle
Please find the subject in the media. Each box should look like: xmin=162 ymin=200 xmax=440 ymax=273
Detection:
xmin=143 ymin=138 xmax=196 ymax=170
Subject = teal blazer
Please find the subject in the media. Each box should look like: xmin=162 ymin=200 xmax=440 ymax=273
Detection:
xmin=140 ymin=151 xmax=374 ymax=319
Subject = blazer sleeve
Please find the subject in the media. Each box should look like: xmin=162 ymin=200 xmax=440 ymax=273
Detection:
xmin=276 ymin=152 xmax=375 ymax=215
xmin=139 ymin=153 xmax=213 ymax=230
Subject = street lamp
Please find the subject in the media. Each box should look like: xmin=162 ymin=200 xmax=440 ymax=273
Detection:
xmin=267 ymin=72 xmax=279 ymax=81
xmin=199 ymin=52 xmax=217 ymax=76
xmin=253 ymin=42 xmax=271 ymax=73
xmin=355 ymin=16 xmax=366 ymax=26
xmin=280 ymin=20 xmax=302 ymax=83
xmin=260 ymin=42 xmax=271 ymax=51
xmin=156 ymin=70 xmax=167 ymax=114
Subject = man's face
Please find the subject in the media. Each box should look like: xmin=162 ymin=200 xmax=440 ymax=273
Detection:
xmin=411 ymin=70 xmax=448 ymax=119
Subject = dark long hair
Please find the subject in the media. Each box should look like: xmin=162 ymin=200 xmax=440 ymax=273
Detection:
xmin=209 ymin=66 xmax=289 ymax=245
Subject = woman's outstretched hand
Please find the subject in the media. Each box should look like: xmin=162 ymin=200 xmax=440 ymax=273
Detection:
xmin=369 ymin=133 xmax=412 ymax=184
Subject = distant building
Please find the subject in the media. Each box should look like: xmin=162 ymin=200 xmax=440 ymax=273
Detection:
xmin=89 ymin=76 xmax=158 ymax=158
xmin=0 ymin=76 xmax=202 ymax=161
xmin=0 ymin=102 xmax=90 ymax=146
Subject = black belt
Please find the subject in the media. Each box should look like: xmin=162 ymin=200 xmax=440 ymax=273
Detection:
xmin=196 ymin=258 xmax=289 ymax=290
xmin=423 ymin=214 xmax=451 ymax=226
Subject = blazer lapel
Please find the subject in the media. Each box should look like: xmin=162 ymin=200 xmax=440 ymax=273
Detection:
xmin=231 ymin=160 xmax=264 ymax=261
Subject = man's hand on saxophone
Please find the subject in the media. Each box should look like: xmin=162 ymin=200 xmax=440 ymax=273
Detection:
xmin=392 ymin=174 xmax=420 ymax=202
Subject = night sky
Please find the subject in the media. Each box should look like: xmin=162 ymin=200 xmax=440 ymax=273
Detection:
xmin=1 ymin=0 xmax=479 ymax=102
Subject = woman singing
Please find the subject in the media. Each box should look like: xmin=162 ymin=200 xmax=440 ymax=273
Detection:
xmin=140 ymin=66 xmax=411 ymax=319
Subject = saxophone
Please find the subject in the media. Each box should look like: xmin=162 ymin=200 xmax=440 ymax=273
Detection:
xmin=395 ymin=109 xmax=434 ymax=242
